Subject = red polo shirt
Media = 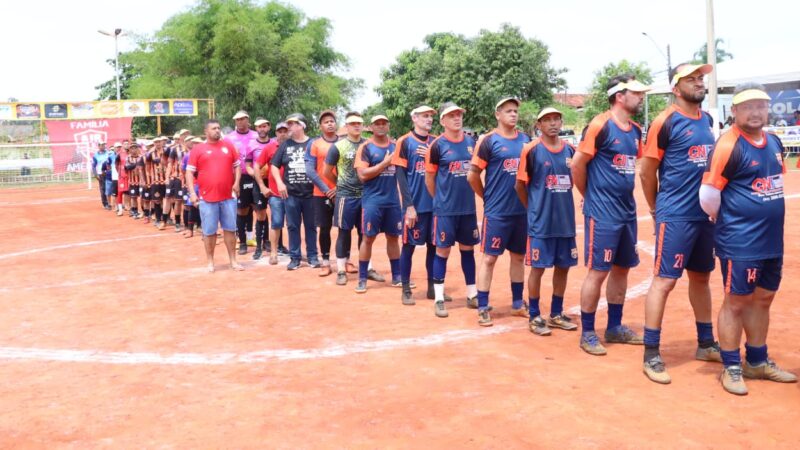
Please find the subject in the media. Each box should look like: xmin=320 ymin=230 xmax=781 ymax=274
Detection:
xmin=256 ymin=140 xmax=281 ymax=196
xmin=187 ymin=140 xmax=240 ymax=202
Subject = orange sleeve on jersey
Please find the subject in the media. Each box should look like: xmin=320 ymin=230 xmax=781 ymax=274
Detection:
xmin=702 ymin=130 xmax=738 ymax=190
xmin=470 ymin=134 xmax=490 ymax=169
xmin=577 ymin=113 xmax=607 ymax=157
xmin=425 ymin=138 xmax=440 ymax=173
xmin=353 ymin=141 xmax=370 ymax=169
xmin=391 ymin=135 xmax=408 ymax=168
xmin=642 ymin=110 xmax=668 ymax=160
xmin=632 ymin=121 xmax=644 ymax=159
xmin=516 ymin=141 xmax=535 ymax=183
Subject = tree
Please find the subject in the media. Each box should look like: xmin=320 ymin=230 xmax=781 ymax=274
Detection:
xmin=96 ymin=0 xmax=362 ymax=135
xmin=583 ymin=60 xmax=667 ymax=127
xmin=692 ymin=38 xmax=733 ymax=64
xmin=374 ymin=24 xmax=566 ymax=133
xmin=94 ymin=59 xmax=137 ymax=101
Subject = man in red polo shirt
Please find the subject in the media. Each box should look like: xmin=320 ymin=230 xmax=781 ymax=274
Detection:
xmin=186 ymin=119 xmax=244 ymax=273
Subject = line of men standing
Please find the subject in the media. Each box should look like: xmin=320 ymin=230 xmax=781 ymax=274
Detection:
xmin=183 ymin=64 xmax=793 ymax=396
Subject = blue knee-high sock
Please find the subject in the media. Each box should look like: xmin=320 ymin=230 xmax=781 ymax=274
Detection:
xmin=511 ymin=282 xmax=524 ymax=309
xmin=400 ymin=245 xmax=415 ymax=283
xmin=529 ymin=297 xmax=540 ymax=318
xmin=550 ymin=295 xmax=564 ymax=317
xmin=433 ymin=254 xmax=447 ymax=282
xmin=745 ymin=344 xmax=768 ymax=366
xmin=607 ymin=303 xmax=623 ymax=330
xmin=460 ymin=250 xmax=475 ymax=285
xmin=696 ymin=322 xmax=715 ymax=347
xmin=389 ymin=258 xmax=400 ymax=280
xmin=721 ymin=349 xmax=742 ymax=368
xmin=643 ymin=327 xmax=661 ymax=348
xmin=425 ymin=243 xmax=435 ymax=281
xmin=581 ymin=310 xmax=596 ymax=334
xmin=358 ymin=260 xmax=369 ymax=281
xmin=477 ymin=290 xmax=490 ymax=309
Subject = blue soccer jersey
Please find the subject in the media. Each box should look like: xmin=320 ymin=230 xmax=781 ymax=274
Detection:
xmin=703 ymin=126 xmax=786 ymax=260
xmin=644 ymin=105 xmax=715 ymax=222
xmin=517 ymin=139 xmax=576 ymax=238
xmin=425 ymin=134 xmax=476 ymax=216
xmin=578 ymin=111 xmax=643 ymax=222
xmin=392 ymin=132 xmax=435 ymax=213
xmin=471 ymin=129 xmax=530 ymax=216
xmin=355 ymin=139 xmax=399 ymax=209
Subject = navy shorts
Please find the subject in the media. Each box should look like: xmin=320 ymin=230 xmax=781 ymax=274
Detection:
xmin=720 ymin=257 xmax=783 ymax=295
xmin=403 ymin=211 xmax=433 ymax=246
xmin=313 ymin=196 xmax=334 ymax=228
xmin=334 ymin=196 xmax=361 ymax=231
xmin=480 ymin=214 xmax=527 ymax=256
xmin=166 ymin=178 xmax=182 ymax=199
xmin=150 ymin=184 xmax=166 ymax=200
xmin=433 ymin=214 xmax=480 ymax=248
xmin=129 ymin=185 xmax=139 ymax=197
xmin=654 ymin=220 xmax=714 ymax=278
xmin=362 ymin=205 xmax=403 ymax=237
xmin=584 ymin=217 xmax=639 ymax=271
xmin=526 ymin=236 xmax=578 ymax=268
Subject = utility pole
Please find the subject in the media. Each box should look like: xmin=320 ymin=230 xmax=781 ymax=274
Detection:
xmin=706 ymin=0 xmax=719 ymax=137
xmin=98 ymin=29 xmax=125 ymax=100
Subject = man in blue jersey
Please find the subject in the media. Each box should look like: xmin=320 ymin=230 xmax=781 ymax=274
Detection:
xmin=516 ymin=107 xmax=579 ymax=336
xmin=467 ymin=97 xmax=530 ymax=327
xmin=305 ymin=110 xmax=339 ymax=275
xmin=571 ymin=74 xmax=649 ymax=355
xmin=425 ymin=102 xmax=480 ymax=318
xmin=92 ymin=141 xmax=111 ymax=209
xmin=393 ymin=105 xmax=452 ymax=305
xmin=700 ymin=82 xmax=796 ymax=395
xmin=354 ymin=115 xmax=403 ymax=293
xmin=639 ymin=63 xmax=721 ymax=384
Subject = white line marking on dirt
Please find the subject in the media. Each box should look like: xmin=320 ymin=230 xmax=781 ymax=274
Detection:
xmin=0 ymin=234 xmax=167 ymax=261
xmin=0 ymin=326 xmax=518 ymax=366
xmin=0 ymin=196 xmax=95 ymax=207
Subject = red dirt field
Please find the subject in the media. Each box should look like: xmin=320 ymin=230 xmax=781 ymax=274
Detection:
xmin=0 ymin=174 xmax=798 ymax=448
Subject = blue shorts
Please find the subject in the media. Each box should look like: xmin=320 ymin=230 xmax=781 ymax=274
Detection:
xmin=526 ymin=236 xmax=578 ymax=268
xmin=480 ymin=214 xmax=527 ymax=256
xmin=403 ymin=211 xmax=433 ymax=246
xmin=198 ymin=198 xmax=237 ymax=236
xmin=720 ymin=257 xmax=783 ymax=295
xmin=362 ymin=205 xmax=403 ymax=237
xmin=433 ymin=214 xmax=480 ymax=248
xmin=268 ymin=196 xmax=285 ymax=229
xmin=654 ymin=220 xmax=714 ymax=278
xmin=584 ymin=217 xmax=639 ymax=271
xmin=334 ymin=196 xmax=361 ymax=231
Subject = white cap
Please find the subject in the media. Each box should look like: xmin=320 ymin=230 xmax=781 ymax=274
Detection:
xmin=536 ymin=107 xmax=562 ymax=121
xmin=232 ymin=110 xmax=249 ymax=120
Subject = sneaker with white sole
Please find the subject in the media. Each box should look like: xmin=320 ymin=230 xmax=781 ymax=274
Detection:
xmin=510 ymin=302 xmax=529 ymax=319
xmin=580 ymin=332 xmax=607 ymax=356
xmin=743 ymin=359 xmax=798 ymax=383
xmin=604 ymin=324 xmax=644 ymax=345
xmin=643 ymin=355 xmax=672 ymax=384
xmin=529 ymin=316 xmax=552 ymax=336
xmin=695 ymin=342 xmax=723 ymax=362
xmin=434 ymin=300 xmax=448 ymax=318
xmin=478 ymin=309 xmax=493 ymax=327
xmin=548 ymin=314 xmax=578 ymax=331
xmin=720 ymin=365 xmax=748 ymax=395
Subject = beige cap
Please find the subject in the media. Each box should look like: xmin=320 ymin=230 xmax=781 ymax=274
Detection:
xmin=410 ymin=105 xmax=436 ymax=116
xmin=607 ymin=79 xmax=651 ymax=96
xmin=232 ymin=110 xmax=249 ymax=120
xmin=345 ymin=115 xmax=364 ymax=124
xmin=254 ymin=118 xmax=271 ymax=127
xmin=370 ymin=115 xmax=390 ymax=124
xmin=439 ymin=102 xmax=466 ymax=119
xmin=732 ymin=88 xmax=771 ymax=105
xmin=671 ymin=63 xmax=713 ymax=87
xmin=495 ymin=97 xmax=521 ymax=110
xmin=537 ymin=107 xmax=562 ymax=121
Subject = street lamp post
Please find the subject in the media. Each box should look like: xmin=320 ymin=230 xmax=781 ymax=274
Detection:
xmin=98 ymin=28 xmax=125 ymax=100
xmin=641 ymin=32 xmax=672 ymax=84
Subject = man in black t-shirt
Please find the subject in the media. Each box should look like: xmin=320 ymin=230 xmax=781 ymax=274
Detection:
xmin=270 ymin=113 xmax=320 ymax=270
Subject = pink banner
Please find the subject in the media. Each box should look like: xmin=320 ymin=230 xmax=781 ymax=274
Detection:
xmin=45 ymin=118 xmax=132 ymax=174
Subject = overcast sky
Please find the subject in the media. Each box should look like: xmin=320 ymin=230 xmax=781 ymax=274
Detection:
xmin=1 ymin=0 xmax=797 ymax=111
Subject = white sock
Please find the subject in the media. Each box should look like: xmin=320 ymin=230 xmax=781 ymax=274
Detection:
xmin=337 ymin=258 xmax=347 ymax=273
xmin=466 ymin=284 xmax=478 ymax=299
xmin=368 ymin=261 xmax=374 ymax=270
xmin=246 ymin=231 xmax=254 ymax=240
xmin=434 ymin=282 xmax=445 ymax=302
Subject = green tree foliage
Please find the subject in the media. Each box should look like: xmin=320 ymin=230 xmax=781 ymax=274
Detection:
xmin=692 ymin=38 xmax=733 ymax=64
xmin=374 ymin=24 xmax=565 ymax=133
xmin=584 ymin=60 xmax=667 ymax=127
xmin=97 ymin=0 xmax=362 ymax=135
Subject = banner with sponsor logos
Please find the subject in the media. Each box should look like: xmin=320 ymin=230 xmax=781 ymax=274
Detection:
xmin=45 ymin=118 xmax=133 ymax=174
xmin=764 ymin=125 xmax=800 ymax=147
xmin=0 ymin=99 xmax=198 ymax=121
